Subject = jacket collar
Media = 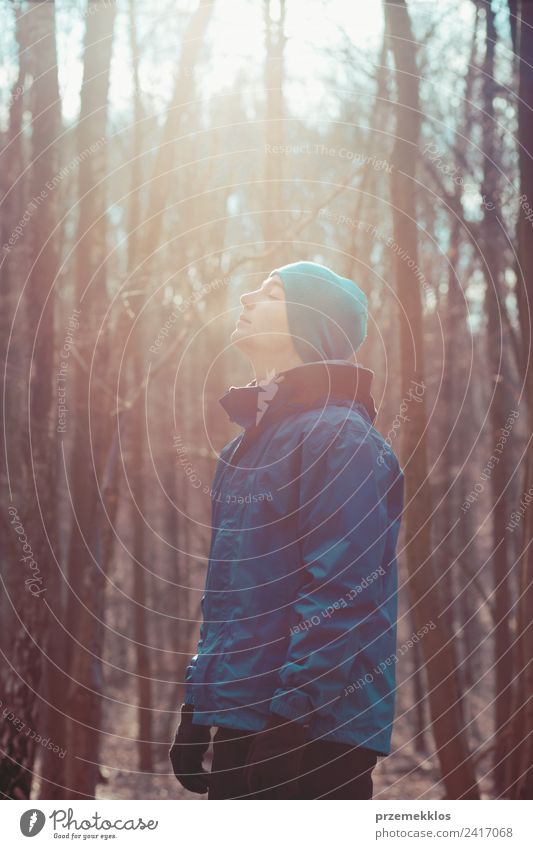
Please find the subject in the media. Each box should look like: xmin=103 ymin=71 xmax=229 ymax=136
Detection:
xmin=218 ymin=359 xmax=377 ymax=431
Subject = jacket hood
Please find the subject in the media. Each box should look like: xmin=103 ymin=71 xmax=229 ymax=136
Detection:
xmin=218 ymin=359 xmax=377 ymax=431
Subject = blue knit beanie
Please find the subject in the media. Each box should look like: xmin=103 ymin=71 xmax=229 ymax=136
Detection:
xmin=269 ymin=261 xmax=368 ymax=363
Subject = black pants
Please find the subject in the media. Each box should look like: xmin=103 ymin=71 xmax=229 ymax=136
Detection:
xmin=208 ymin=726 xmax=379 ymax=800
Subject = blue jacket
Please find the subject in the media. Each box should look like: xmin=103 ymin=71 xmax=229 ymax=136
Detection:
xmin=184 ymin=360 xmax=404 ymax=755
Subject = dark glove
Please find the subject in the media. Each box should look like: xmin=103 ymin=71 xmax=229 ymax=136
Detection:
xmin=169 ymin=703 xmax=211 ymax=794
xmin=243 ymin=712 xmax=307 ymax=797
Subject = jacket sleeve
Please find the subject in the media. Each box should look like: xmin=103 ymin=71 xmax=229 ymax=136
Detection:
xmin=269 ymin=423 xmax=392 ymax=723
xmin=183 ymin=595 xmax=207 ymax=706
xmin=183 ymin=446 xmax=231 ymax=706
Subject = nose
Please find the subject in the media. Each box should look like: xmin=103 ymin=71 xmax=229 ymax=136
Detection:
xmin=240 ymin=288 xmax=258 ymax=309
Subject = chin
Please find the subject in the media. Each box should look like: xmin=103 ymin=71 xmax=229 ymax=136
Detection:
xmin=230 ymin=328 xmax=250 ymax=349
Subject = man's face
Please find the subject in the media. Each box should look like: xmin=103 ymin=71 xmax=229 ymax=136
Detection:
xmin=230 ymin=273 xmax=294 ymax=354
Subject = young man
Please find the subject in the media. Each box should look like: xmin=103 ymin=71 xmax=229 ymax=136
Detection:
xmin=169 ymin=261 xmax=404 ymax=799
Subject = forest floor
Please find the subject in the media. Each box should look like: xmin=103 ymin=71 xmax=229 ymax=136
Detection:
xmin=94 ymin=745 xmax=441 ymax=801
xmin=94 ymin=717 xmax=494 ymax=801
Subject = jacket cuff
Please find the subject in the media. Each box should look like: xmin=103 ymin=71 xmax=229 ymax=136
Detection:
xmin=269 ymin=689 xmax=313 ymax=724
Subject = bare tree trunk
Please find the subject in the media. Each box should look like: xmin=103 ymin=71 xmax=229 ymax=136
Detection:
xmin=64 ymin=0 xmax=116 ymax=800
xmin=508 ymin=0 xmax=519 ymax=56
xmin=0 ymin=0 xmax=61 ymax=799
xmin=127 ymin=0 xmax=153 ymax=775
xmin=142 ymin=0 xmax=213 ymax=255
xmin=409 ymin=614 xmax=429 ymax=756
xmin=130 ymin=358 xmax=153 ymax=772
xmin=503 ymin=0 xmax=533 ymax=801
xmin=263 ymin=0 xmax=286 ymax=253
xmin=477 ymin=1 xmax=516 ymax=795
xmin=384 ymin=0 xmax=480 ymax=799
xmin=439 ymin=5 xmax=479 ymax=701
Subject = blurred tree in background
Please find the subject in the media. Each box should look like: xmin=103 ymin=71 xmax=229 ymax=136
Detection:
xmin=0 ymin=0 xmax=531 ymax=800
